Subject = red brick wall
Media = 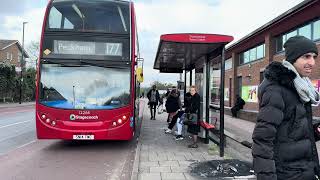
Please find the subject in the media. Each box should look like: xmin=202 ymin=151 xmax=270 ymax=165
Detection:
xmin=0 ymin=43 xmax=22 ymax=67
xmin=236 ymin=58 xmax=269 ymax=110
xmin=224 ymin=69 xmax=233 ymax=107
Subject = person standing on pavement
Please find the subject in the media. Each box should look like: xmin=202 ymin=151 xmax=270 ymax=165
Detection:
xmin=252 ymin=36 xmax=320 ymax=180
xmin=185 ymin=86 xmax=201 ymax=148
xmin=147 ymin=85 xmax=160 ymax=120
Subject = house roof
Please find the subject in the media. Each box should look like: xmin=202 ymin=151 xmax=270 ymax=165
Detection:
xmin=0 ymin=39 xmax=29 ymax=58
xmin=0 ymin=40 xmax=17 ymax=50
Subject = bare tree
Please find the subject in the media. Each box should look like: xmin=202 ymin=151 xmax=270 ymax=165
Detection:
xmin=26 ymin=41 xmax=40 ymax=69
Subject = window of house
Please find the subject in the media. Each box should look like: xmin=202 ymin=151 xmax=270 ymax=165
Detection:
xmin=286 ymin=30 xmax=298 ymax=40
xmin=18 ymin=53 xmax=22 ymax=63
xmin=239 ymin=44 xmax=265 ymax=65
xmin=239 ymin=53 xmax=244 ymax=65
xmin=314 ymin=20 xmax=320 ymax=40
xmin=299 ymin=24 xmax=311 ymax=39
xmin=260 ymin=71 xmax=264 ymax=84
xmin=249 ymin=48 xmax=257 ymax=62
xmin=244 ymin=51 xmax=250 ymax=64
xmin=275 ymin=36 xmax=283 ymax=52
xmin=257 ymin=44 xmax=265 ymax=59
xmin=6 ymin=52 xmax=10 ymax=60
xmin=276 ymin=19 xmax=320 ymax=53
xmin=225 ymin=58 xmax=232 ymax=70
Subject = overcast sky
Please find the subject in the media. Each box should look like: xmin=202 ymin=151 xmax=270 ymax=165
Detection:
xmin=0 ymin=0 xmax=304 ymax=87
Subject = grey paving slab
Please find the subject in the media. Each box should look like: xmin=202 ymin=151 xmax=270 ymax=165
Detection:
xmin=150 ymin=166 xmax=171 ymax=173
xmin=138 ymin=173 xmax=161 ymax=180
xmin=133 ymin=99 xmax=257 ymax=180
xmin=170 ymin=166 xmax=190 ymax=173
xmin=159 ymin=160 xmax=179 ymax=167
xmin=161 ymin=173 xmax=186 ymax=180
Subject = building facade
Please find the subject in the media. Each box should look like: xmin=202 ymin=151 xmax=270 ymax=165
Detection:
xmin=214 ymin=0 xmax=320 ymax=118
xmin=0 ymin=40 xmax=29 ymax=70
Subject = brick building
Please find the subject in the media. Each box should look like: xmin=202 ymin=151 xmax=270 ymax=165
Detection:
xmin=0 ymin=40 xmax=29 ymax=70
xmin=214 ymin=0 xmax=320 ymax=119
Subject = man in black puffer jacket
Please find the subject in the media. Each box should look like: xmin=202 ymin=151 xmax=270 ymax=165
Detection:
xmin=252 ymin=36 xmax=320 ymax=180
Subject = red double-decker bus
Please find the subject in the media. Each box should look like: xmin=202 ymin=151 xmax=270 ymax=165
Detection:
xmin=36 ymin=0 xmax=141 ymax=140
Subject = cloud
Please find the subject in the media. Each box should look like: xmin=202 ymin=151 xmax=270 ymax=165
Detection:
xmin=0 ymin=0 xmax=42 ymax=16
xmin=0 ymin=0 xmax=305 ymax=86
xmin=0 ymin=6 xmax=46 ymax=68
xmin=0 ymin=8 xmax=45 ymax=44
xmin=135 ymin=0 xmax=304 ymax=87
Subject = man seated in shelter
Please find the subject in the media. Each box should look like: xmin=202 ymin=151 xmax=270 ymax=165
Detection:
xmin=231 ymin=94 xmax=245 ymax=118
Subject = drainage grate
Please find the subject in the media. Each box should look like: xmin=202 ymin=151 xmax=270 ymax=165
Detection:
xmin=190 ymin=159 xmax=254 ymax=178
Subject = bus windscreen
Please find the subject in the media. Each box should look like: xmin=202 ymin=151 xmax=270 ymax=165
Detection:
xmin=47 ymin=0 xmax=130 ymax=34
xmin=39 ymin=63 xmax=131 ymax=110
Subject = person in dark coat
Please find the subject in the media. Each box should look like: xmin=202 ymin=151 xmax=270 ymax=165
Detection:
xmin=231 ymin=94 xmax=245 ymax=117
xmin=185 ymin=85 xmax=201 ymax=148
xmin=147 ymin=85 xmax=160 ymax=120
xmin=252 ymin=36 xmax=319 ymax=180
xmin=165 ymin=88 xmax=181 ymax=124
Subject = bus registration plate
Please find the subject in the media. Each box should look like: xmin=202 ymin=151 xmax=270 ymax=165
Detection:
xmin=73 ymin=135 xmax=94 ymax=140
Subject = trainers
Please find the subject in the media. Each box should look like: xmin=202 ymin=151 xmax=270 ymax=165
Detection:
xmin=164 ymin=129 xmax=172 ymax=134
xmin=175 ymin=135 xmax=184 ymax=140
xmin=150 ymin=116 xmax=153 ymax=120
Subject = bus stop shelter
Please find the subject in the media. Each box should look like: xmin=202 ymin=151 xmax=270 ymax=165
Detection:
xmin=153 ymin=33 xmax=233 ymax=157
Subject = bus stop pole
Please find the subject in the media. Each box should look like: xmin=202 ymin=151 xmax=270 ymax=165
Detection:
xmin=184 ymin=70 xmax=187 ymax=95
xmin=190 ymin=70 xmax=192 ymax=86
xmin=205 ymin=55 xmax=210 ymax=144
xmin=220 ymin=47 xmax=226 ymax=157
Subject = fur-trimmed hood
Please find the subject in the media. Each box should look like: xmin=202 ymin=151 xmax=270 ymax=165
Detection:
xmin=263 ymin=61 xmax=296 ymax=89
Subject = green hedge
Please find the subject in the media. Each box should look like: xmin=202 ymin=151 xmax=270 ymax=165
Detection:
xmin=0 ymin=64 xmax=36 ymax=103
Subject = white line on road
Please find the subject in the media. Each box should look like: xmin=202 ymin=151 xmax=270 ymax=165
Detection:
xmin=0 ymin=140 xmax=36 ymax=157
xmin=0 ymin=129 xmax=35 ymax=143
xmin=0 ymin=120 xmax=32 ymax=129
xmin=16 ymin=140 xmax=36 ymax=149
xmin=0 ymin=110 xmax=34 ymax=115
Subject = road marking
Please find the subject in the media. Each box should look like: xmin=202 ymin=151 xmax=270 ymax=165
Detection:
xmin=0 ymin=129 xmax=35 ymax=143
xmin=0 ymin=140 xmax=36 ymax=157
xmin=16 ymin=140 xmax=36 ymax=149
xmin=0 ymin=110 xmax=33 ymax=115
xmin=0 ymin=120 xmax=32 ymax=129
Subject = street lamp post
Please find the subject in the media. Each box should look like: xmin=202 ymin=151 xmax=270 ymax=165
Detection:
xmin=19 ymin=22 xmax=27 ymax=104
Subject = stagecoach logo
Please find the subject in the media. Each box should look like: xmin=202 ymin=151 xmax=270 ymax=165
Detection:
xmin=70 ymin=114 xmax=76 ymax=120
xmin=69 ymin=114 xmax=98 ymax=120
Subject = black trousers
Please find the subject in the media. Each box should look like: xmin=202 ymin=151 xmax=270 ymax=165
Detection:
xmin=149 ymin=102 xmax=157 ymax=118
xmin=231 ymin=106 xmax=240 ymax=117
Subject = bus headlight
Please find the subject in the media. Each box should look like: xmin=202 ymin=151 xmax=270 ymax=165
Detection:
xmin=117 ymin=119 xmax=123 ymax=124
xmin=51 ymin=121 xmax=56 ymax=126
xmin=46 ymin=118 xmax=51 ymax=123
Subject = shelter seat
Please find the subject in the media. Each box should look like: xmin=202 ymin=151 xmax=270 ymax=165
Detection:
xmin=200 ymin=121 xmax=215 ymax=129
xmin=199 ymin=117 xmax=217 ymax=130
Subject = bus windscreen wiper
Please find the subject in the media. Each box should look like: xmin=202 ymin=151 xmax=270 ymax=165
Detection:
xmin=42 ymin=59 xmax=81 ymax=67
xmin=78 ymin=60 xmax=131 ymax=68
